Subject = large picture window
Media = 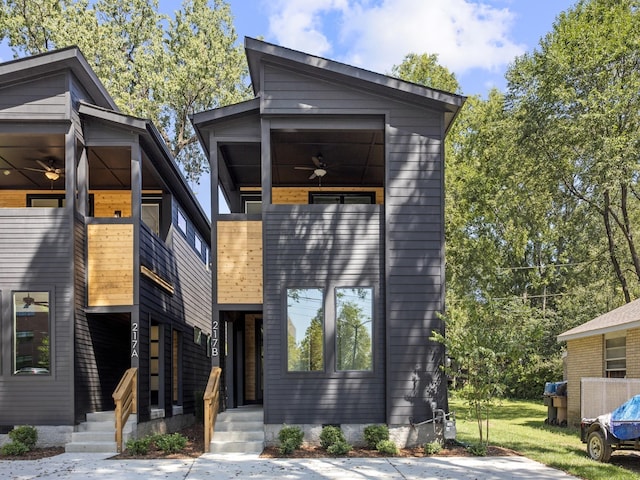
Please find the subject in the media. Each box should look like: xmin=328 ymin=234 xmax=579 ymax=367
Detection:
xmin=13 ymin=292 xmax=50 ymax=375
xmin=336 ymin=288 xmax=373 ymax=371
xmin=287 ymin=288 xmax=324 ymax=372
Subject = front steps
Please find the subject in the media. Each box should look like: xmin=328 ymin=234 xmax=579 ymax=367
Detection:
xmin=209 ymin=406 xmax=264 ymax=454
xmin=65 ymin=411 xmax=135 ymax=453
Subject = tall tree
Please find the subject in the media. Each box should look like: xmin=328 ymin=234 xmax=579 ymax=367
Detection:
xmin=0 ymin=0 xmax=250 ymax=182
xmin=506 ymin=0 xmax=640 ymax=303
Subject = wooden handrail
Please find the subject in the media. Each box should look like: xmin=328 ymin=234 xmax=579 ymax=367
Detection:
xmin=203 ymin=367 xmax=222 ymax=453
xmin=112 ymin=367 xmax=137 ymax=453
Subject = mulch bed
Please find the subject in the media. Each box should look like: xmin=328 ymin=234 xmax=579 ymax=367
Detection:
xmin=1 ymin=423 xmax=515 ymax=460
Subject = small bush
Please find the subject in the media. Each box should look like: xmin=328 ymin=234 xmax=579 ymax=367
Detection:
xmin=326 ymin=439 xmax=352 ymax=455
xmin=423 ymin=441 xmax=442 ymax=455
xmin=125 ymin=436 xmax=152 ymax=455
xmin=363 ymin=424 xmax=389 ymax=449
xmin=320 ymin=425 xmax=345 ymax=450
xmin=1 ymin=441 xmax=30 ymax=456
xmin=467 ymin=443 xmax=487 ymax=456
xmin=154 ymin=433 xmax=187 ymax=454
xmin=9 ymin=425 xmax=37 ymax=450
xmin=278 ymin=425 xmax=303 ymax=454
xmin=375 ymin=439 xmax=398 ymax=456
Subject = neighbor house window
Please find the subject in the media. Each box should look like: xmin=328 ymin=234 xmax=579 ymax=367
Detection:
xmin=309 ymin=192 xmax=375 ymax=204
xmin=13 ymin=292 xmax=50 ymax=375
xmin=336 ymin=288 xmax=373 ymax=371
xmin=605 ymin=332 xmax=626 ymax=378
xmin=287 ymin=288 xmax=324 ymax=372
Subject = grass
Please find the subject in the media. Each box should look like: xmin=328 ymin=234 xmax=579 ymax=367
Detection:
xmin=450 ymin=396 xmax=640 ymax=480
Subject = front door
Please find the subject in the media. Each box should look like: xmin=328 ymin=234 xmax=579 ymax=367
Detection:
xmin=224 ymin=313 xmax=263 ymax=407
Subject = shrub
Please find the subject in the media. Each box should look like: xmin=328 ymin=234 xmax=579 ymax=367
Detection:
xmin=154 ymin=433 xmax=187 ymax=454
xmin=467 ymin=443 xmax=487 ymax=456
xmin=278 ymin=425 xmax=303 ymax=454
xmin=423 ymin=441 xmax=442 ymax=455
xmin=9 ymin=425 xmax=37 ymax=450
xmin=375 ymin=439 xmax=398 ymax=455
xmin=125 ymin=436 xmax=152 ymax=455
xmin=319 ymin=425 xmax=345 ymax=450
xmin=326 ymin=439 xmax=352 ymax=455
xmin=363 ymin=424 xmax=389 ymax=449
xmin=1 ymin=441 xmax=30 ymax=456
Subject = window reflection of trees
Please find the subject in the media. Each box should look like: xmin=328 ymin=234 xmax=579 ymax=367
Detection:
xmin=287 ymin=288 xmax=324 ymax=371
xmin=336 ymin=288 xmax=373 ymax=371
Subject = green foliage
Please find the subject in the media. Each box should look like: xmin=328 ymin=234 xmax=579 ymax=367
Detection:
xmin=375 ymin=439 xmax=398 ymax=456
xmin=9 ymin=425 xmax=37 ymax=450
xmin=0 ymin=0 xmax=250 ymax=183
xmin=467 ymin=442 xmax=487 ymax=456
xmin=277 ymin=425 xmax=304 ymax=454
xmin=154 ymin=433 xmax=187 ymax=453
xmin=363 ymin=424 xmax=389 ymax=449
xmin=1 ymin=440 xmax=30 ymax=456
xmin=423 ymin=441 xmax=442 ymax=455
xmin=319 ymin=425 xmax=345 ymax=450
xmin=125 ymin=436 xmax=152 ymax=455
xmin=326 ymin=439 xmax=352 ymax=456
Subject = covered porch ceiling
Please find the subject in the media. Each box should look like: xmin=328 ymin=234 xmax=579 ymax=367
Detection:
xmin=220 ymin=129 xmax=385 ymax=188
xmin=0 ymin=133 xmax=164 ymax=190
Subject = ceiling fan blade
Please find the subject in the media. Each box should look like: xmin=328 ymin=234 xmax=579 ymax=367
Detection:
xmin=294 ymin=166 xmax=314 ymax=170
xmin=24 ymin=167 xmax=46 ymax=173
xmin=312 ymin=155 xmax=323 ymax=167
xmin=36 ymin=159 xmax=52 ymax=171
xmin=309 ymin=172 xmax=317 ymax=180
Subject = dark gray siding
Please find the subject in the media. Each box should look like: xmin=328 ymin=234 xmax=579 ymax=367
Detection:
xmin=385 ymin=107 xmax=446 ymax=425
xmin=139 ymin=215 xmax=211 ymax=419
xmin=0 ymin=73 xmax=68 ymax=120
xmin=0 ymin=209 xmax=74 ymax=425
xmin=263 ymin=204 xmax=385 ymax=425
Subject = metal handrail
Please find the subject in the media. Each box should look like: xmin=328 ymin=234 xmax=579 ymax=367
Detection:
xmin=203 ymin=367 xmax=222 ymax=452
xmin=112 ymin=367 xmax=138 ymax=453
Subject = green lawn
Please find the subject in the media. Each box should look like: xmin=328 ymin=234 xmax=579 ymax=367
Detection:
xmin=450 ymin=397 xmax=640 ymax=480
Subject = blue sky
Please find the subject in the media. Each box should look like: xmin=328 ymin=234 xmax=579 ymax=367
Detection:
xmin=1 ymin=0 xmax=579 ymax=217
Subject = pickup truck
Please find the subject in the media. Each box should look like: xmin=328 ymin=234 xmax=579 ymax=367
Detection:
xmin=581 ymin=394 xmax=640 ymax=462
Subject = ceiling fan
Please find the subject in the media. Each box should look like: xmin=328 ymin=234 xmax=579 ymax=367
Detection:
xmin=23 ymin=293 xmax=49 ymax=309
xmin=24 ymin=158 xmax=65 ymax=181
xmin=294 ymin=154 xmax=328 ymax=184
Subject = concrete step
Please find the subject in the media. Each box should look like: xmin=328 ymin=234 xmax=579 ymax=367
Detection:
xmin=65 ymin=441 xmax=118 ymax=453
xmin=66 ymin=410 xmax=134 ymax=454
xmin=209 ymin=407 xmax=264 ymax=454
xmin=71 ymin=431 xmax=115 ymax=443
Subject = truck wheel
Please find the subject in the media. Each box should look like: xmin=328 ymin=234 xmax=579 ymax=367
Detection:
xmin=587 ymin=430 xmax=612 ymax=462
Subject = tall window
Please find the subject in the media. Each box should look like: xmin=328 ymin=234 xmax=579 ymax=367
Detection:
xmin=287 ymin=288 xmax=324 ymax=372
xmin=142 ymin=196 xmax=161 ymax=236
xmin=605 ymin=333 xmax=626 ymax=378
xmin=13 ymin=292 xmax=50 ymax=375
xmin=336 ymin=288 xmax=373 ymax=371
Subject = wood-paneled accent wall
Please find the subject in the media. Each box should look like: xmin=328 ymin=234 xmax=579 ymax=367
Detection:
xmin=87 ymin=223 xmax=134 ymax=306
xmin=217 ymin=221 xmax=262 ymax=304
xmin=271 ymin=187 xmax=384 ymax=205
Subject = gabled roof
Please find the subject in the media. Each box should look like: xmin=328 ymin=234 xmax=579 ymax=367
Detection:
xmin=0 ymin=46 xmax=117 ymax=110
xmin=244 ymin=37 xmax=465 ymax=132
xmin=557 ymin=298 xmax=640 ymax=342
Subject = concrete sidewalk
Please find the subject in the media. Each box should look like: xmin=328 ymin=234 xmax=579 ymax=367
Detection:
xmin=1 ymin=452 xmax=580 ymax=479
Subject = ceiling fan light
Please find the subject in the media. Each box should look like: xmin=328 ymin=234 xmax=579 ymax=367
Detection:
xmin=45 ymin=171 xmax=59 ymax=181
xmin=3 ymin=169 xmax=10 ymax=176
xmin=314 ymin=168 xmax=327 ymax=177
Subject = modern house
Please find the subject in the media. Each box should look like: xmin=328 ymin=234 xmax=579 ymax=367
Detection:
xmin=192 ymin=38 xmax=464 ymax=445
xmin=0 ymin=48 xmax=212 ymax=449
xmin=558 ymin=298 xmax=640 ymax=426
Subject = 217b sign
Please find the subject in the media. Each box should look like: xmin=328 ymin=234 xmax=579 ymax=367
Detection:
xmin=211 ymin=320 xmax=219 ymax=358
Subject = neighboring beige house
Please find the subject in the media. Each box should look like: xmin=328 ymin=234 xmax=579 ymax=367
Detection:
xmin=557 ymin=298 xmax=640 ymax=425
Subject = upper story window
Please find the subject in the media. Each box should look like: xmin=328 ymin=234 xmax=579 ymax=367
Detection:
xmin=27 ymin=193 xmax=94 ymax=216
xmin=142 ymin=195 xmax=162 ymax=236
xmin=605 ymin=332 xmax=626 ymax=378
xmin=241 ymin=192 xmax=262 ymax=214
xmin=177 ymin=209 xmax=187 ymax=235
xmin=309 ymin=192 xmax=375 ymax=204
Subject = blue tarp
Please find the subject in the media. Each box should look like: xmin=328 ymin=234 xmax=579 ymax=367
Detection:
xmin=610 ymin=395 xmax=640 ymax=440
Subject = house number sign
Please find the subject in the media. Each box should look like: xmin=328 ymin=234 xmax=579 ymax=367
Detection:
xmin=211 ymin=320 xmax=219 ymax=358
xmin=131 ymin=321 xmax=139 ymax=358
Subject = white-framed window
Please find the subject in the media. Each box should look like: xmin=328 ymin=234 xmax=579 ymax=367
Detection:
xmin=605 ymin=332 xmax=626 ymax=378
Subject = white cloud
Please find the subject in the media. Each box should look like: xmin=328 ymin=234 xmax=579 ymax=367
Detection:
xmin=266 ymin=0 xmax=526 ymax=76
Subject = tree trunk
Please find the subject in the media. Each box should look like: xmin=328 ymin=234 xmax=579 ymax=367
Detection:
xmin=619 ymin=185 xmax=640 ymax=282
xmin=604 ymin=191 xmax=631 ymax=303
